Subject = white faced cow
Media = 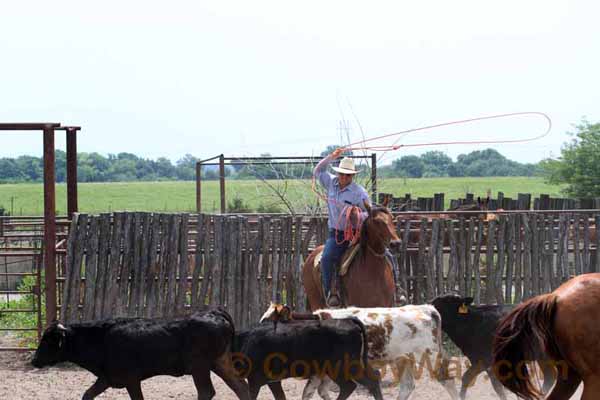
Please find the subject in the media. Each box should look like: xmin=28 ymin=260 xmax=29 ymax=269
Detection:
xmin=260 ymin=304 xmax=459 ymax=400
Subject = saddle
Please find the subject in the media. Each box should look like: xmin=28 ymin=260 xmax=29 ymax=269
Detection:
xmin=313 ymin=243 xmax=361 ymax=277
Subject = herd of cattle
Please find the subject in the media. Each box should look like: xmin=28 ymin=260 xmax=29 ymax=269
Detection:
xmin=31 ymin=294 xmax=557 ymax=400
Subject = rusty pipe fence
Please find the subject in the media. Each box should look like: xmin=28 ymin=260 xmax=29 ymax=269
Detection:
xmin=0 ymin=216 xmax=69 ymax=351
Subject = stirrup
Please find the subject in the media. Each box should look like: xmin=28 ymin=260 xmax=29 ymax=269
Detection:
xmin=326 ymin=293 xmax=341 ymax=308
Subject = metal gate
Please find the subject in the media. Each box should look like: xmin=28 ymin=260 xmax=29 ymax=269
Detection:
xmin=0 ymin=216 xmax=43 ymax=351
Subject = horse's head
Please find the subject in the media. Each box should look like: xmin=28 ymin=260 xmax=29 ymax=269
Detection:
xmin=361 ymin=199 xmax=402 ymax=254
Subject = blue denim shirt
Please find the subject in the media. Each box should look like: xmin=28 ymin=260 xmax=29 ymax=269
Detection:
xmin=314 ymin=155 xmax=370 ymax=230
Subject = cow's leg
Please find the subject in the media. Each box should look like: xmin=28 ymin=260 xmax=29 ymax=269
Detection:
xmin=212 ymin=353 xmax=251 ymax=400
xmin=434 ymin=356 xmax=459 ymax=400
xmin=301 ymin=376 xmax=322 ymax=400
xmin=125 ymin=382 xmax=144 ymax=400
xmin=392 ymin=361 xmax=415 ymax=400
xmin=354 ymin=365 xmax=384 ymax=400
xmin=546 ymin=368 xmax=581 ymax=400
xmin=333 ymin=381 xmax=356 ymax=400
xmin=81 ymin=378 xmax=109 ymax=400
xmin=317 ymin=377 xmax=336 ymax=400
xmin=458 ymin=363 xmax=482 ymax=400
xmin=486 ymin=369 xmax=508 ymax=400
xmin=267 ymin=382 xmax=286 ymax=400
xmin=192 ymin=364 xmax=216 ymax=400
xmin=247 ymin=375 xmax=263 ymax=400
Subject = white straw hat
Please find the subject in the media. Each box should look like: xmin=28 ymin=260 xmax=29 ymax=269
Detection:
xmin=331 ymin=157 xmax=358 ymax=175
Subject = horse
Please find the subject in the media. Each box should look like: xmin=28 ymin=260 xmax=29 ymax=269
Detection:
xmin=492 ymin=273 xmax=600 ymax=399
xmin=301 ymin=201 xmax=402 ymax=311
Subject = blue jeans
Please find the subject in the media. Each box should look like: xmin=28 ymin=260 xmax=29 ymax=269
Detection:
xmin=321 ymin=229 xmax=350 ymax=298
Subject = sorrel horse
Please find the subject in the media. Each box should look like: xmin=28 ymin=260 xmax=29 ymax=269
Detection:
xmin=493 ymin=273 xmax=600 ymax=399
xmin=301 ymin=202 xmax=402 ymax=311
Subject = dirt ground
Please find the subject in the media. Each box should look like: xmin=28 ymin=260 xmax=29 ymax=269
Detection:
xmin=0 ymin=334 xmax=583 ymax=400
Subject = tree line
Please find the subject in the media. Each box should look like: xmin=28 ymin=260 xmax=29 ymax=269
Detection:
xmin=0 ymin=148 xmax=542 ymax=184
xmin=380 ymin=149 xmax=542 ymax=178
xmin=1 ymin=118 xmax=599 ymax=198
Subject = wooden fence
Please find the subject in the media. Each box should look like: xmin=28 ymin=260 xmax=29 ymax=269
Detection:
xmin=58 ymin=211 xmax=600 ymax=329
xmin=379 ymin=192 xmax=600 ymax=211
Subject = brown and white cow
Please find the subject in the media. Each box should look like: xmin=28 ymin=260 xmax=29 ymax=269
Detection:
xmin=260 ymin=304 xmax=459 ymax=400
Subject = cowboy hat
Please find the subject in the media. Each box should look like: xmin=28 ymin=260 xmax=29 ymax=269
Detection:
xmin=331 ymin=157 xmax=358 ymax=175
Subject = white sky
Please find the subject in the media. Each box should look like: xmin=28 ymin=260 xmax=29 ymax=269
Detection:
xmin=1 ymin=0 xmax=598 ymax=164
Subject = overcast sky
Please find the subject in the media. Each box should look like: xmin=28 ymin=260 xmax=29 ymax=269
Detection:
xmin=1 ymin=0 xmax=598 ymax=165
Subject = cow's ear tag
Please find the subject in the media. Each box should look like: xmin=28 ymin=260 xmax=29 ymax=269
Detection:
xmin=458 ymin=304 xmax=469 ymax=314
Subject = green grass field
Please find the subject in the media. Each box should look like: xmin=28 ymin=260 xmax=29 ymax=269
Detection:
xmin=0 ymin=177 xmax=564 ymax=216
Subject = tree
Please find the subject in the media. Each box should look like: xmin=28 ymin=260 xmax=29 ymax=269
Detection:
xmin=392 ymin=155 xmax=424 ymax=178
xmin=0 ymin=158 xmax=22 ymax=182
xmin=153 ymin=157 xmax=176 ymax=179
xmin=175 ymin=154 xmax=198 ymax=181
xmin=14 ymin=155 xmax=43 ymax=181
xmin=420 ymin=151 xmax=452 ymax=177
xmin=55 ymin=150 xmax=67 ymax=182
xmin=541 ymin=120 xmax=600 ymax=197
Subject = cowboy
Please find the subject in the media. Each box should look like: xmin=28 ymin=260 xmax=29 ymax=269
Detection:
xmin=313 ymin=148 xmax=370 ymax=307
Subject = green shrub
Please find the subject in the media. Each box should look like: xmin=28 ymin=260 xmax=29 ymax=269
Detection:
xmin=227 ymin=196 xmax=252 ymax=213
xmin=256 ymin=203 xmax=284 ymax=213
xmin=0 ymin=275 xmax=44 ymax=348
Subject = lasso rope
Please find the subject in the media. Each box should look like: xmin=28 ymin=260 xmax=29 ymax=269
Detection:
xmin=343 ymin=111 xmax=552 ymax=152
xmin=335 ymin=205 xmax=363 ymax=245
xmin=311 ymin=111 xmax=552 ymax=242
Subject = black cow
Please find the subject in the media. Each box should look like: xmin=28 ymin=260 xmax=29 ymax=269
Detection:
xmin=431 ymin=293 xmax=555 ymax=400
xmin=31 ymin=309 xmax=250 ymax=400
xmin=233 ymin=318 xmax=383 ymax=400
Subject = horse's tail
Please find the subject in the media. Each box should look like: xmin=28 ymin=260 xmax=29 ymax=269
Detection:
xmin=492 ymin=293 xmax=562 ymax=399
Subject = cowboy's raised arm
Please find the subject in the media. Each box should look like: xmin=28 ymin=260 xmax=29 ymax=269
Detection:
xmin=314 ymin=148 xmax=343 ymax=188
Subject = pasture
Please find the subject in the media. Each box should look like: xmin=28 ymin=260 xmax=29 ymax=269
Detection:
xmin=0 ymin=176 xmax=563 ymax=215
